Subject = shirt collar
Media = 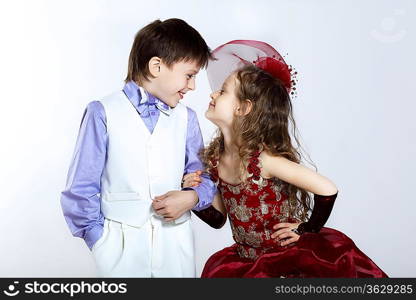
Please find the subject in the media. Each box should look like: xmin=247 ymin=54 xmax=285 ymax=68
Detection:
xmin=123 ymin=81 xmax=171 ymax=115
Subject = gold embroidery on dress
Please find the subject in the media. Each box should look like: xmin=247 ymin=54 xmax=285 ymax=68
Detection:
xmin=225 ymin=195 xmax=253 ymax=223
xmin=222 ymin=195 xmax=234 ymax=209
xmin=253 ymin=207 xmax=264 ymax=222
xmin=271 ymin=204 xmax=280 ymax=219
xmin=264 ymin=228 xmax=271 ymax=240
xmin=281 ymin=199 xmax=290 ymax=216
xmin=245 ymin=224 xmax=263 ymax=247
xmin=237 ymin=244 xmax=277 ymax=260
xmin=259 ymin=193 xmax=269 ymax=215
xmin=247 ymin=248 xmax=258 ymax=260
xmin=226 ymin=197 xmax=252 ymax=222
xmin=233 ymin=226 xmax=245 ymax=244
xmin=233 ymin=225 xmax=263 ymax=248
xmin=278 ymin=199 xmax=290 ymax=223
xmin=234 ymin=205 xmax=252 ymax=222
xmin=245 ymin=182 xmax=260 ymax=196
xmin=227 ymin=184 xmax=242 ymax=195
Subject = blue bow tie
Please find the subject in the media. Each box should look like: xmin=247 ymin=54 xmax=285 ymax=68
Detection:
xmin=139 ymin=92 xmax=171 ymax=116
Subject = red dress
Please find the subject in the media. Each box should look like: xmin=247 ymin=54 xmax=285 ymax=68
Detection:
xmin=201 ymin=151 xmax=388 ymax=278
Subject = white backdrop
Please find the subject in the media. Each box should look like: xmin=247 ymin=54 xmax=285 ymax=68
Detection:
xmin=0 ymin=0 xmax=414 ymax=277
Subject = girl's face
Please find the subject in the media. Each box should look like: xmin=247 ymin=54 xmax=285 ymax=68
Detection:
xmin=205 ymin=73 xmax=241 ymax=127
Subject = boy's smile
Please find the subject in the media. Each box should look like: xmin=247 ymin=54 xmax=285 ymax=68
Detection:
xmin=178 ymin=91 xmax=187 ymax=100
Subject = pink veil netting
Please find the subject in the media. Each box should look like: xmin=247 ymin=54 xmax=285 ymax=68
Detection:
xmin=206 ymin=40 xmax=297 ymax=96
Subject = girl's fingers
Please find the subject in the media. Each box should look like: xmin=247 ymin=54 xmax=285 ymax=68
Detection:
xmin=191 ymin=173 xmax=201 ymax=181
xmin=183 ymin=174 xmax=192 ymax=181
xmin=271 ymin=228 xmax=292 ymax=239
xmin=273 ymin=222 xmax=290 ymax=230
xmin=280 ymin=236 xmax=298 ymax=246
xmin=182 ymin=179 xmax=200 ymax=188
xmin=276 ymin=232 xmax=292 ymax=240
xmin=183 ymin=172 xmax=199 ymax=181
xmin=183 ymin=175 xmax=201 ymax=185
xmin=189 ymin=177 xmax=201 ymax=184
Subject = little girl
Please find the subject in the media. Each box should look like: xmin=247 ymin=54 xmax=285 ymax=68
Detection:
xmin=185 ymin=40 xmax=388 ymax=278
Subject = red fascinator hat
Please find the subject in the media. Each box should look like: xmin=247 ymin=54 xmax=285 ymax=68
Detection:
xmin=207 ymin=40 xmax=297 ymax=96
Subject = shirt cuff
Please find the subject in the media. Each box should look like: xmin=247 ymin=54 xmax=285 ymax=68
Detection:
xmin=183 ymin=186 xmax=212 ymax=211
xmin=84 ymin=222 xmax=104 ymax=250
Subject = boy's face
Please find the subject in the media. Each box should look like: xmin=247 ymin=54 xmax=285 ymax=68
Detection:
xmin=152 ymin=60 xmax=200 ymax=107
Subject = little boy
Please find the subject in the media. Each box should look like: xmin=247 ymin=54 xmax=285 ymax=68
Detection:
xmin=60 ymin=18 xmax=216 ymax=277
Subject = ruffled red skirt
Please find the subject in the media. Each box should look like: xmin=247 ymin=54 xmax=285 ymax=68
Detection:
xmin=201 ymin=228 xmax=388 ymax=278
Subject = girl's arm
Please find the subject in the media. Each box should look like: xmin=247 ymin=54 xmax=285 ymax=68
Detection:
xmin=183 ymin=172 xmax=227 ymax=228
xmin=192 ymin=191 xmax=227 ymax=229
xmin=261 ymin=151 xmax=338 ymax=244
xmin=260 ymin=151 xmax=338 ymax=196
xmin=181 ymin=169 xmax=226 ymax=215
xmin=211 ymin=191 xmax=226 ymax=216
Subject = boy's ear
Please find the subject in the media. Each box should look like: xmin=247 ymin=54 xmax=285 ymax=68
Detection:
xmin=236 ymin=99 xmax=253 ymax=116
xmin=148 ymin=56 xmax=161 ymax=78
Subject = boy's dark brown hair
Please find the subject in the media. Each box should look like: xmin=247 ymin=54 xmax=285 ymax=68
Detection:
xmin=125 ymin=18 xmax=212 ymax=83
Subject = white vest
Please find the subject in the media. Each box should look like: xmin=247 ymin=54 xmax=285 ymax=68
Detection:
xmin=99 ymin=91 xmax=190 ymax=227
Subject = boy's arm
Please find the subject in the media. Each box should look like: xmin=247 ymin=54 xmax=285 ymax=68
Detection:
xmin=183 ymin=108 xmax=216 ymax=211
xmin=60 ymin=101 xmax=107 ymax=250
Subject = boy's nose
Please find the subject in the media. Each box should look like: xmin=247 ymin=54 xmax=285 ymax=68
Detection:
xmin=187 ymin=77 xmax=195 ymax=90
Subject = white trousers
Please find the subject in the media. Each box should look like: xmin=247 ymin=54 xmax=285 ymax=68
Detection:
xmin=91 ymin=216 xmax=195 ymax=277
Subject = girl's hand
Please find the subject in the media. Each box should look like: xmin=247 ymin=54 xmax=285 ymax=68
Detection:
xmin=181 ymin=170 xmax=202 ymax=188
xmin=271 ymin=222 xmax=301 ymax=246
